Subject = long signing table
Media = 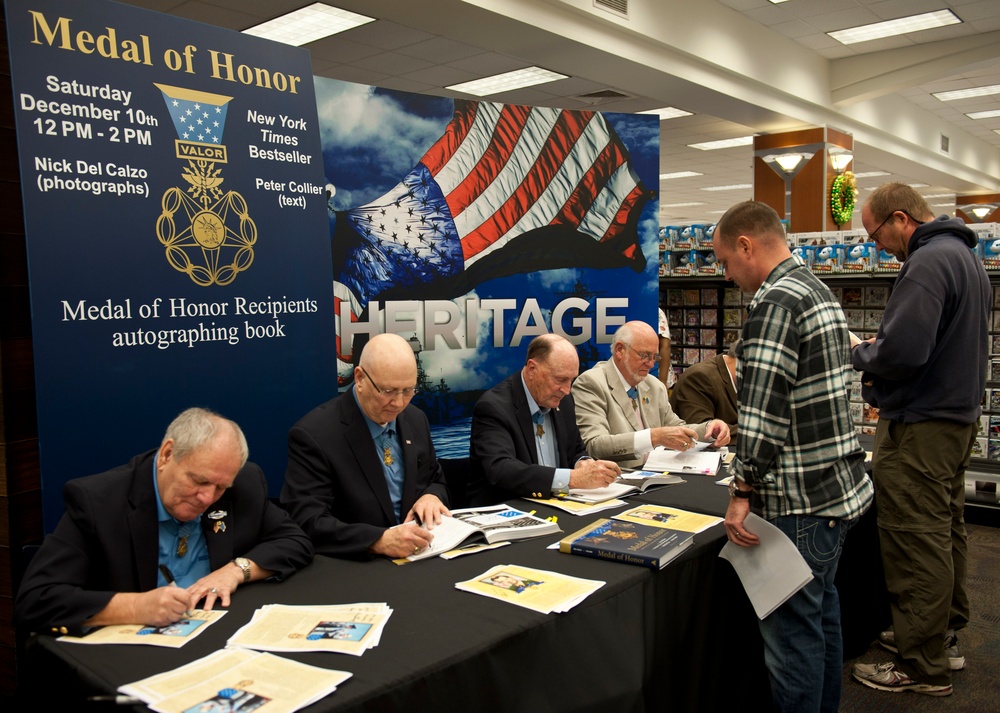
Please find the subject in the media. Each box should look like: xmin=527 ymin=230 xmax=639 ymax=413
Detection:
xmin=25 ymin=475 xmax=801 ymax=712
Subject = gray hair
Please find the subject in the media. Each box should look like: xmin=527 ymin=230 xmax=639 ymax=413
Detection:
xmin=611 ymin=323 xmax=637 ymax=348
xmin=162 ymin=407 xmax=248 ymax=467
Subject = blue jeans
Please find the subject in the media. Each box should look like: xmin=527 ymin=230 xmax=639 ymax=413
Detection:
xmin=758 ymin=514 xmax=851 ymax=713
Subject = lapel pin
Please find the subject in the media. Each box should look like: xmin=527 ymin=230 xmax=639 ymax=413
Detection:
xmin=213 ymin=521 xmax=227 ymax=534
xmin=405 ymin=439 xmax=412 ymax=445
xmin=207 ymin=510 xmax=227 ymax=520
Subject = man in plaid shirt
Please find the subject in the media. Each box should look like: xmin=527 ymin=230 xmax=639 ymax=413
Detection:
xmin=713 ymin=201 xmax=873 ymax=713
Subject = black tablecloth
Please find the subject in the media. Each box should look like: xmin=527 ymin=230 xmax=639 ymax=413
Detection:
xmin=25 ymin=473 xmax=885 ymax=712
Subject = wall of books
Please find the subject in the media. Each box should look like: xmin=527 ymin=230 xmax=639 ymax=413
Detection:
xmin=659 ymin=223 xmax=1000 ymax=463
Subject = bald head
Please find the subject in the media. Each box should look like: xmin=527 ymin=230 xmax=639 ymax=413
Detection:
xmin=355 ymin=333 xmax=418 ymax=425
xmin=522 ymin=334 xmax=579 ymax=409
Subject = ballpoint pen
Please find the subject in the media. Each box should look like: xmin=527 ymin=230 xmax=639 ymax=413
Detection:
xmin=159 ymin=564 xmax=193 ymax=616
xmin=87 ymin=694 xmax=142 ymax=705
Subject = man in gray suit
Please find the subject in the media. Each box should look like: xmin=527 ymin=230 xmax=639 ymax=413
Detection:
xmin=573 ymin=321 xmax=730 ymax=469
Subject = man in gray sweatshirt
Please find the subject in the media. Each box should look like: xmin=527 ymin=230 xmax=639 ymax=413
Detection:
xmin=850 ymin=183 xmax=989 ymax=697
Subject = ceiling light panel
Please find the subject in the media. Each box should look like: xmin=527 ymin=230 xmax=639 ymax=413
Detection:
xmin=965 ymin=109 xmax=1000 ymax=120
xmin=660 ymin=171 xmax=703 ymax=179
xmin=446 ymin=67 xmax=568 ymax=96
xmin=243 ymin=3 xmax=375 ymax=46
xmin=638 ymin=107 xmax=694 ymax=120
xmin=688 ymin=136 xmax=754 ymax=151
xmin=932 ymin=84 xmax=1000 ymax=102
xmin=700 ymin=184 xmax=752 ymax=192
xmin=828 ymin=10 xmax=961 ymax=46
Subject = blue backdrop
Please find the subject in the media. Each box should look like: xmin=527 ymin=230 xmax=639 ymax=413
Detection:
xmin=6 ymin=0 xmax=337 ymax=529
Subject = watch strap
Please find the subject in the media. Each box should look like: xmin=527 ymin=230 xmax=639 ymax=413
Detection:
xmin=233 ymin=557 xmax=251 ymax=583
xmin=729 ymin=479 xmax=752 ymax=499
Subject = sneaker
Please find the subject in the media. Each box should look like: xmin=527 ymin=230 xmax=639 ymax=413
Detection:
xmin=878 ymin=629 xmax=966 ymax=670
xmin=852 ymin=662 xmax=952 ymax=696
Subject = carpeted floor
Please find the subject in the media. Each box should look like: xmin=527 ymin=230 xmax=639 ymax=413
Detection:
xmin=839 ymin=516 xmax=1000 ymax=711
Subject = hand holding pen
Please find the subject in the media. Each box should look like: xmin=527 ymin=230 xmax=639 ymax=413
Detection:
xmin=159 ymin=564 xmax=193 ymax=617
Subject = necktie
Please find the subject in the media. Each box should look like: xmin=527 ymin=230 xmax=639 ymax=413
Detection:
xmin=532 ymin=411 xmax=545 ymax=437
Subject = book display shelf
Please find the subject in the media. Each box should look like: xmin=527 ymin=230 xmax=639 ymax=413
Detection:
xmin=660 ymin=273 xmax=1000 ymax=511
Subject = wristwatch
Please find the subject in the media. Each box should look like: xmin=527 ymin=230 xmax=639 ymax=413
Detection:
xmin=729 ymin=479 xmax=752 ymax=499
xmin=232 ymin=557 xmax=251 ymax=583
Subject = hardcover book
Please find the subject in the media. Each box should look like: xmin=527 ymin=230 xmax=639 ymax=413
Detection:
xmin=559 ymin=518 xmax=694 ymax=570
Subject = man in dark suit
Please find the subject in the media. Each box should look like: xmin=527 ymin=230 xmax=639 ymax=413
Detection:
xmin=14 ymin=408 xmax=313 ymax=637
xmin=669 ymin=340 xmax=739 ymax=445
xmin=281 ymin=333 xmax=450 ymax=559
xmin=468 ymin=333 xmax=621 ymax=506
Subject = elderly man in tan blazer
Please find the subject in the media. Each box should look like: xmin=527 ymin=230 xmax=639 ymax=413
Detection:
xmin=573 ymin=321 xmax=730 ymax=469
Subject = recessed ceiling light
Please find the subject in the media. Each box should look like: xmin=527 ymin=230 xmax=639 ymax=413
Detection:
xmin=852 ymin=171 xmax=891 ymax=179
xmin=768 ymin=0 xmax=791 ymax=4
xmin=638 ymin=107 xmax=693 ymax=120
xmin=828 ymin=10 xmax=961 ymax=46
xmin=663 ymin=202 xmax=707 ymax=208
xmin=243 ymin=3 xmax=375 ymax=46
xmin=933 ymin=84 xmax=1000 ymax=102
xmin=965 ymin=109 xmax=1000 ymax=120
xmin=931 ymin=203 xmax=955 ymax=208
xmin=700 ymin=184 xmax=753 ymax=192
xmin=446 ymin=67 xmax=568 ymax=96
xmin=660 ymin=171 xmax=703 ymax=180
xmin=922 ymin=193 xmax=954 ymax=199
xmin=687 ymin=136 xmax=754 ymax=151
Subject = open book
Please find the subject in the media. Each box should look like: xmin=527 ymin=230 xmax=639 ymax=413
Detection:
xmin=406 ymin=505 xmax=560 ymax=561
xmin=644 ymin=445 xmax=723 ymax=475
xmin=618 ymin=470 xmax=686 ymax=492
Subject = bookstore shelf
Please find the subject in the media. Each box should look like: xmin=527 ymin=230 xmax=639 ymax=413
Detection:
xmin=661 ymin=275 xmax=1000 ymax=511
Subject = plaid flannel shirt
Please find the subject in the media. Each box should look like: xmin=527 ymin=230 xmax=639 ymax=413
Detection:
xmin=734 ymin=258 xmax=872 ymax=520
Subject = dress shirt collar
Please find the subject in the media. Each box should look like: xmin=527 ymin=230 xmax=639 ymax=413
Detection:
xmin=520 ymin=372 xmax=548 ymax=417
xmin=612 ymin=360 xmax=638 ymax=396
xmin=352 ymin=384 xmax=398 ymax=438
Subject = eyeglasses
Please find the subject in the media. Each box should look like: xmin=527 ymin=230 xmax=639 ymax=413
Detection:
xmin=360 ymin=366 xmax=419 ymax=399
xmin=868 ymin=209 xmax=925 ymax=241
xmin=625 ymin=345 xmax=661 ymax=363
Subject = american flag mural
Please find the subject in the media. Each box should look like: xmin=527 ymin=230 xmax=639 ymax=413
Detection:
xmin=332 ymin=99 xmax=653 ymax=383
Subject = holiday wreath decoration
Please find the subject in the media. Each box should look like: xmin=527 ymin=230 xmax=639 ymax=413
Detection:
xmin=830 ymin=171 xmax=857 ymax=226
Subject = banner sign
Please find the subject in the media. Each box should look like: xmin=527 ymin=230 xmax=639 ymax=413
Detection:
xmin=6 ymin=0 xmax=337 ymax=528
xmin=315 ymin=80 xmax=661 ymax=455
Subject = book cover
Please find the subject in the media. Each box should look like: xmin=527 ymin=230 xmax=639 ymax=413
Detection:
xmin=559 ymin=518 xmax=694 ymax=570
xmin=613 ymin=504 xmax=722 ymax=533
